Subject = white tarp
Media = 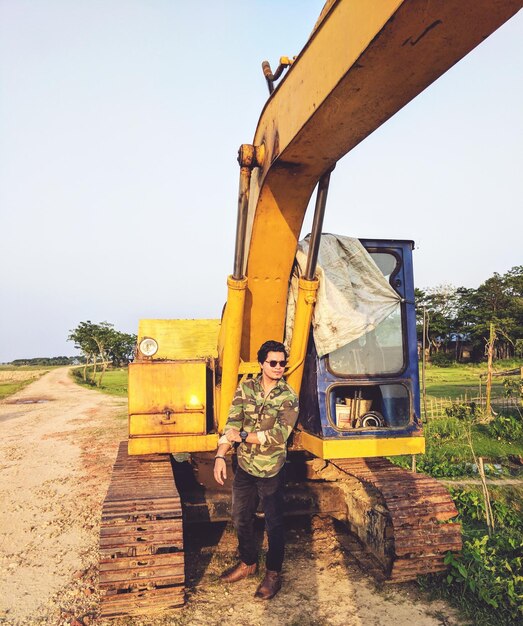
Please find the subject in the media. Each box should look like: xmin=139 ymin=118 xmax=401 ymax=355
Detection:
xmin=285 ymin=235 xmax=401 ymax=357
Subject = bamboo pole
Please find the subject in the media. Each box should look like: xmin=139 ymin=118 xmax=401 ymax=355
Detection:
xmin=485 ymin=322 xmax=496 ymax=419
xmin=478 ymin=457 xmax=495 ymax=536
xmin=479 ymin=377 xmax=483 ymax=406
xmin=422 ymin=307 xmax=428 ymax=421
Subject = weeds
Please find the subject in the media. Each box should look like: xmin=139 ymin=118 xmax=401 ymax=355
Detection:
xmin=70 ymin=366 xmax=128 ymax=397
xmin=486 ymin=414 xmax=523 ymax=442
xmin=430 ymin=486 xmax=523 ymax=625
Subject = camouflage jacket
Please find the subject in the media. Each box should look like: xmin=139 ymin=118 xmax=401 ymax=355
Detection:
xmin=220 ymin=375 xmax=299 ymax=478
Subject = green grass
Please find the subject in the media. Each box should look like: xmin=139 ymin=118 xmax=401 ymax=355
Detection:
xmin=423 ymin=362 xmax=508 ymax=399
xmin=472 ymin=427 xmax=523 ymax=459
xmin=0 ymin=380 xmax=35 ymax=400
xmin=419 ymin=360 xmax=523 ymax=463
xmin=0 ymin=366 xmax=50 ymax=400
xmin=70 ymin=366 xmax=128 ymax=397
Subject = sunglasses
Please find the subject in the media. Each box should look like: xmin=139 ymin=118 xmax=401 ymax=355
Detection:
xmin=265 ymin=360 xmax=287 ymax=368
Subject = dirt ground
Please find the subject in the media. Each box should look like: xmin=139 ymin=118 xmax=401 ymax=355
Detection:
xmin=0 ymin=368 xmax=464 ymax=626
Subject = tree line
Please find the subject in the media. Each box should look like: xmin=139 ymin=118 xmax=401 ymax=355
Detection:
xmin=68 ymin=321 xmax=136 ymax=386
xmin=416 ymin=265 xmax=523 ymax=363
xmin=8 ymin=356 xmax=80 ymax=366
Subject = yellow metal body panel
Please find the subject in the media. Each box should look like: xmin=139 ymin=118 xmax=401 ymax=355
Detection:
xmin=238 ymin=361 xmax=261 ymax=375
xmin=128 ymin=434 xmax=219 ymax=456
xmin=138 ymin=319 xmax=220 ymax=360
xmin=129 ymin=361 xmax=207 ymax=435
xmin=130 ymin=413 xmax=205 ymax=436
xmin=300 ymin=431 xmax=425 ymax=460
xmin=235 ymin=0 xmax=521 ymax=359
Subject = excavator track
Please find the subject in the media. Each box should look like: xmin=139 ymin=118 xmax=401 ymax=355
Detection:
xmin=99 ymin=442 xmax=185 ymax=618
xmin=331 ymin=457 xmax=462 ymax=582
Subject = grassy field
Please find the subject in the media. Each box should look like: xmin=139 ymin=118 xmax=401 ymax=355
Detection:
xmin=422 ymin=360 xmax=518 ymax=400
xmin=70 ymin=366 xmax=128 ymax=397
xmin=0 ymin=366 xmax=50 ymax=400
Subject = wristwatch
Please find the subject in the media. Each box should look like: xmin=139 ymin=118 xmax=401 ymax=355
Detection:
xmin=240 ymin=430 xmax=248 ymax=444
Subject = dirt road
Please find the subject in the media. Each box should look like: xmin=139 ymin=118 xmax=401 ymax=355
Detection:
xmin=0 ymin=368 xmax=462 ymax=626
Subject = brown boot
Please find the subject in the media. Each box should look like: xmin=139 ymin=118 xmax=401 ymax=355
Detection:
xmin=220 ymin=561 xmax=257 ymax=583
xmin=254 ymin=570 xmax=282 ymax=600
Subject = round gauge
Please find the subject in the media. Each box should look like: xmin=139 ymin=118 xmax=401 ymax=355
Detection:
xmin=139 ymin=337 xmax=158 ymax=357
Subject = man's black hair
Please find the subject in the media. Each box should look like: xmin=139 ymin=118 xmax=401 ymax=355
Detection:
xmin=257 ymin=340 xmax=287 ymax=364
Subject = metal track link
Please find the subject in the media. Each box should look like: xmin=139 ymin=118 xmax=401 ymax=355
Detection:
xmin=99 ymin=442 xmax=185 ymax=618
xmin=331 ymin=457 xmax=462 ymax=582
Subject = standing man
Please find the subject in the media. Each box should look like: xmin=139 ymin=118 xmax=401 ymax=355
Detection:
xmin=214 ymin=340 xmax=299 ymax=600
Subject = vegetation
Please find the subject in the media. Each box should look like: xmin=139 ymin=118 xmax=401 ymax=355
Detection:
xmin=391 ymin=359 xmax=523 ymax=625
xmin=0 ymin=379 xmax=39 ymax=400
xmin=8 ymin=356 xmax=79 ymax=366
xmin=406 ymin=403 xmax=523 ymax=624
xmin=423 ymin=485 xmax=523 ymax=626
xmin=394 ymin=410 xmax=523 ymax=478
xmin=416 ymin=265 xmax=523 ymax=362
xmin=70 ymin=366 xmax=128 ymax=397
xmin=423 ymin=361 xmax=510 ymax=399
xmin=68 ymin=321 xmax=136 ymax=387
xmin=0 ymin=365 xmax=50 ymax=400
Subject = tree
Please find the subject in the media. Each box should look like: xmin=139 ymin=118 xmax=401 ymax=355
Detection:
xmin=68 ymin=321 xmax=137 ymax=386
xmin=417 ymin=266 xmax=523 ymax=364
xmin=456 ymin=267 xmax=523 ymax=360
xmin=90 ymin=322 xmax=115 ymax=387
xmin=106 ymin=331 xmax=137 ymax=367
xmin=68 ymin=321 xmax=98 ymax=381
xmin=416 ymin=284 xmax=459 ymax=357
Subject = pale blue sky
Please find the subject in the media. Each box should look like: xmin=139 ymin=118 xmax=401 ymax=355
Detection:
xmin=0 ymin=1 xmax=521 ymax=362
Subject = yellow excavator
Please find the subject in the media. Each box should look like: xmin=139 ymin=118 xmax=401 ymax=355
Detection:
xmin=97 ymin=0 xmax=522 ymax=618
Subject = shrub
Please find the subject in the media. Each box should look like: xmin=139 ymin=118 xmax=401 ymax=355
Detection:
xmin=503 ymin=376 xmax=523 ymax=400
xmin=487 ymin=414 xmax=523 ymax=443
xmin=426 ymin=416 xmax=465 ymax=439
xmin=451 ymin=487 xmax=523 ymax=531
xmin=430 ymin=352 xmax=454 ymax=367
xmin=445 ymin=401 xmax=478 ymax=420
xmin=422 ymin=487 xmax=523 ymax=625
xmin=443 ymin=530 xmax=523 ymax=625
xmin=392 ymin=446 xmax=474 ymax=477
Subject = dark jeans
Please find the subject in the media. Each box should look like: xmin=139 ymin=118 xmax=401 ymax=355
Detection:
xmin=231 ymin=465 xmax=285 ymax=572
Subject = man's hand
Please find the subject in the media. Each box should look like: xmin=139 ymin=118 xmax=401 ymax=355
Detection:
xmin=214 ymin=457 xmax=227 ymax=485
xmin=225 ymin=428 xmax=242 ymax=443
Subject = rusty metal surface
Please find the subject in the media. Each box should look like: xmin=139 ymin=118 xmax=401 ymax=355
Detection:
xmin=179 ymin=454 xmax=346 ymax=523
xmin=99 ymin=442 xmax=185 ymax=618
xmin=331 ymin=457 xmax=462 ymax=582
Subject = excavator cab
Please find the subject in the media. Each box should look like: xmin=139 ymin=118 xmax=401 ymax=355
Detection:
xmin=297 ymin=239 xmax=424 ymax=459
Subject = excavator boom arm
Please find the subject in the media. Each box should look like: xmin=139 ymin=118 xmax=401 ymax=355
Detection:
xmin=238 ymin=0 xmax=521 ymax=360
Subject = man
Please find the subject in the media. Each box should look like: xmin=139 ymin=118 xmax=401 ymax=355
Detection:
xmin=213 ymin=339 xmax=299 ymax=600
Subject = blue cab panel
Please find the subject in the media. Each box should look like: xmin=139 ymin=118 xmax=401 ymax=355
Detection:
xmin=299 ymin=239 xmax=422 ymax=440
